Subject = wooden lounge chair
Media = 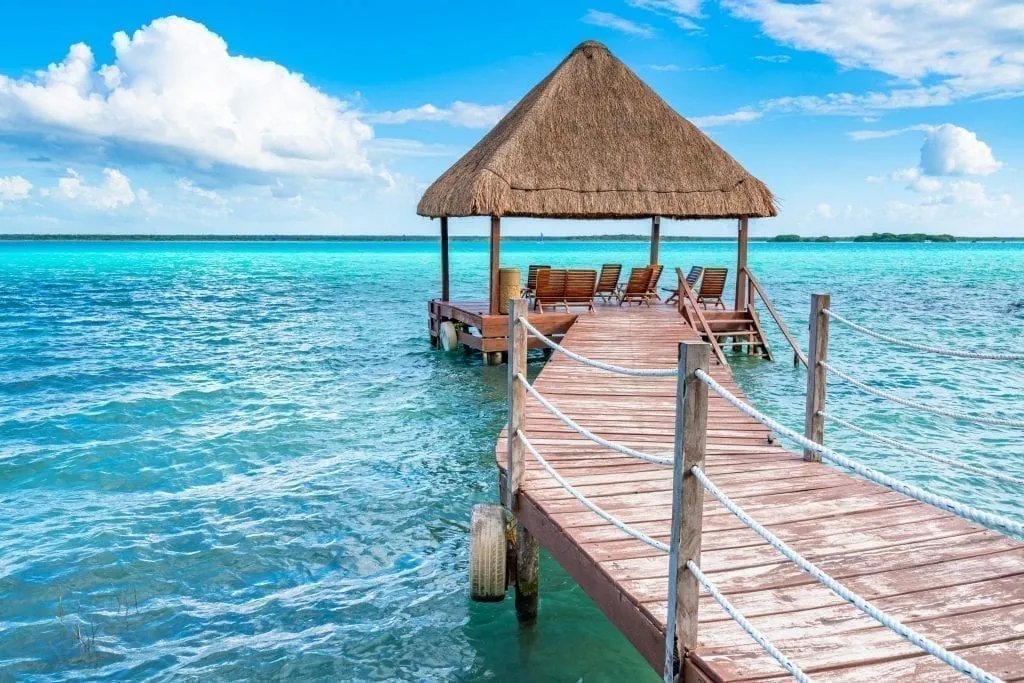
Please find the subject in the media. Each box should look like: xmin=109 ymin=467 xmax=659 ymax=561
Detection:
xmin=617 ymin=266 xmax=652 ymax=306
xmin=696 ymin=267 xmax=728 ymax=309
xmin=534 ymin=268 xmax=567 ymax=312
xmin=645 ymin=264 xmax=664 ymax=301
xmin=563 ymin=269 xmax=597 ymax=312
xmin=594 ymin=264 xmax=622 ymax=302
xmin=522 ymin=264 xmax=550 ymax=297
xmin=665 ymin=266 xmax=703 ymax=304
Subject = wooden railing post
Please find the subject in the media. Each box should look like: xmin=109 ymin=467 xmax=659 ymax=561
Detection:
xmin=665 ymin=341 xmax=709 ymax=681
xmin=506 ymin=298 xmax=538 ymax=622
xmin=803 ymin=293 xmax=830 ymax=462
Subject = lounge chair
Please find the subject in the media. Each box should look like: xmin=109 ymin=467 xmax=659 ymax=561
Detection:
xmin=696 ymin=267 xmax=728 ymax=309
xmin=617 ymin=267 xmax=652 ymax=306
xmin=564 ymin=269 xmax=598 ymax=312
xmin=534 ymin=268 xmax=566 ymax=312
xmin=645 ymin=264 xmax=664 ymax=301
xmin=594 ymin=264 xmax=622 ymax=302
xmin=665 ymin=266 xmax=703 ymax=304
xmin=522 ymin=264 xmax=550 ymax=297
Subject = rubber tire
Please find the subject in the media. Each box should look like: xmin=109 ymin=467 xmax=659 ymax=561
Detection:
xmin=439 ymin=321 xmax=458 ymax=352
xmin=469 ymin=503 xmax=507 ymax=602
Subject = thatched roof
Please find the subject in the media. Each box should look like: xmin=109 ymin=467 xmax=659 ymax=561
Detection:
xmin=417 ymin=41 xmax=776 ymax=220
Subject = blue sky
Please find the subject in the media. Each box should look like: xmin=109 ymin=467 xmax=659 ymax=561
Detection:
xmin=0 ymin=1 xmax=1022 ymax=236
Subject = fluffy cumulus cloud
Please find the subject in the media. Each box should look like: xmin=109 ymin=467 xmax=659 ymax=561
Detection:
xmin=0 ymin=17 xmax=374 ymax=178
xmin=44 ymin=168 xmax=140 ymax=209
xmin=369 ymin=101 xmax=507 ymax=128
xmin=723 ymin=0 xmax=1024 ymax=109
xmin=0 ymin=175 xmax=32 ymax=205
xmin=581 ymin=9 xmax=656 ymax=37
xmin=919 ymin=124 xmax=1002 ymax=176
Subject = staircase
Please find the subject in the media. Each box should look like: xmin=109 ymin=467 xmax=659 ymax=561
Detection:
xmin=692 ymin=307 xmax=774 ymax=361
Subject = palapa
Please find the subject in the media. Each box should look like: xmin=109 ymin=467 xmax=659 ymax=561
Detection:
xmin=418 ymin=40 xmax=775 ymax=220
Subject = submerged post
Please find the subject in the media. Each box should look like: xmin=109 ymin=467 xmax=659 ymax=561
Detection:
xmin=665 ymin=341 xmax=709 ymax=681
xmin=506 ymin=298 xmax=538 ymax=622
xmin=803 ymin=293 xmax=830 ymax=461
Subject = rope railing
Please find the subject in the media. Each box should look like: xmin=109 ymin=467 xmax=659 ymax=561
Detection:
xmin=694 ymin=368 xmax=1024 ymax=538
xmin=517 ymin=316 xmax=677 ymax=377
xmin=820 ymin=411 xmax=1024 ymax=487
xmin=518 ymin=431 xmax=669 ymax=551
xmin=823 ymin=308 xmax=1024 ymax=361
xmin=821 ymin=361 xmax=1024 ymax=430
xmin=684 ymin=559 xmax=810 ymax=683
xmin=692 ymin=465 xmax=1003 ymax=683
xmin=516 ymin=372 xmax=674 ymax=466
xmin=518 ymin=419 xmax=810 ymax=681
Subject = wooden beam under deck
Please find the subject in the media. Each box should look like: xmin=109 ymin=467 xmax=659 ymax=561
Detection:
xmin=494 ymin=304 xmax=1024 ymax=681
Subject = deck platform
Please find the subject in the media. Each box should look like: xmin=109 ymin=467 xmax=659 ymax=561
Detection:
xmin=495 ymin=304 xmax=1024 ymax=681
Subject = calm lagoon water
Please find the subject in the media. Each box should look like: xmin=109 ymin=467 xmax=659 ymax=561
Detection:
xmin=1 ymin=239 xmax=1023 ymax=681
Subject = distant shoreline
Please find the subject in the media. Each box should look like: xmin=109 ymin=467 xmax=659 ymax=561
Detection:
xmin=1 ymin=233 xmax=1021 ymax=243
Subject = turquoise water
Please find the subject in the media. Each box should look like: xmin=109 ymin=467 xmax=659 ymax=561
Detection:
xmin=1 ymin=240 xmax=1022 ymax=681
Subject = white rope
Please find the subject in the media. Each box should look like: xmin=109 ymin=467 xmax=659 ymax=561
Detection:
xmin=692 ymin=466 xmax=1004 ymax=683
xmin=694 ymin=369 xmax=1024 ymax=538
xmin=821 ymin=361 xmax=1024 ymax=430
xmin=518 ymin=431 xmax=669 ymax=552
xmin=517 ymin=316 xmax=677 ymax=377
xmin=516 ymin=372 xmax=673 ymax=466
xmin=820 ymin=411 xmax=1024 ymax=487
xmin=824 ymin=308 xmax=1024 ymax=361
xmin=685 ymin=559 xmax=811 ymax=682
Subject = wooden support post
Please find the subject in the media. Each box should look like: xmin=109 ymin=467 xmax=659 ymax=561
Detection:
xmin=664 ymin=341 xmax=709 ymax=681
xmin=506 ymin=298 xmax=538 ymax=623
xmin=440 ymin=216 xmax=450 ymax=302
xmin=650 ymin=216 xmax=661 ymax=266
xmin=489 ymin=215 xmax=501 ymax=315
xmin=804 ymin=293 xmax=830 ymax=462
xmin=734 ymin=217 xmax=748 ymax=312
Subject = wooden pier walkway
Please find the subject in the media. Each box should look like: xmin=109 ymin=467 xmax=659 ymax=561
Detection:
xmin=496 ymin=304 xmax=1024 ymax=681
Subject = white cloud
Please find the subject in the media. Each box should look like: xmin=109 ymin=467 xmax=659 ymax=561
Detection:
xmin=45 ymin=167 xmax=138 ymax=209
xmin=811 ymin=203 xmax=836 ymax=219
xmin=0 ymin=175 xmax=32 ymax=204
xmin=919 ymin=124 xmax=1002 ymax=176
xmin=628 ymin=0 xmax=704 ymax=30
xmin=581 ymin=9 xmax=656 ymax=37
xmin=754 ymin=55 xmax=791 ymax=63
xmin=176 ymin=178 xmax=226 ymax=204
xmin=369 ymin=101 xmax=507 ymax=128
xmin=649 ymin=64 xmax=679 ymax=71
xmin=690 ymin=110 xmax=763 ymax=127
xmin=0 ymin=17 xmax=374 ymax=178
xmin=848 ymin=124 xmax=935 ymax=141
xmin=723 ymin=0 xmax=1024 ymax=106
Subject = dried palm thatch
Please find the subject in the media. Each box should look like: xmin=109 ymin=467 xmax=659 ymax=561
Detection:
xmin=418 ymin=41 xmax=776 ymax=220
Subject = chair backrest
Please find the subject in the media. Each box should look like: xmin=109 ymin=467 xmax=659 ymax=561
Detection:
xmin=526 ymin=264 xmax=550 ymax=291
xmin=622 ymin=267 xmax=651 ymax=295
xmin=595 ymin=264 xmax=622 ymax=292
xmin=698 ymin=267 xmax=728 ymax=298
xmin=565 ymin=269 xmax=597 ymax=302
xmin=686 ymin=266 xmax=703 ymax=286
xmin=535 ymin=268 xmax=567 ymax=301
xmin=645 ymin=264 xmax=664 ymax=293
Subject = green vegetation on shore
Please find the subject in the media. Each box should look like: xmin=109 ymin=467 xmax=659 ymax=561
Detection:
xmin=1 ymin=232 xmax=1020 ymax=242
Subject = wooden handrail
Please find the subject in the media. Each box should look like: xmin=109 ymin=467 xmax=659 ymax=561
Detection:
xmin=675 ymin=268 xmax=728 ymax=366
xmin=742 ymin=266 xmax=808 ymax=367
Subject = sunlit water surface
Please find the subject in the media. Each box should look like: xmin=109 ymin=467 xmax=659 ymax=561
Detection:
xmin=1 ymin=240 xmax=1022 ymax=681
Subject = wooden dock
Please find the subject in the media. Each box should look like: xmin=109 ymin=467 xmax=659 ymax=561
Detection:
xmin=495 ymin=303 xmax=1024 ymax=681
